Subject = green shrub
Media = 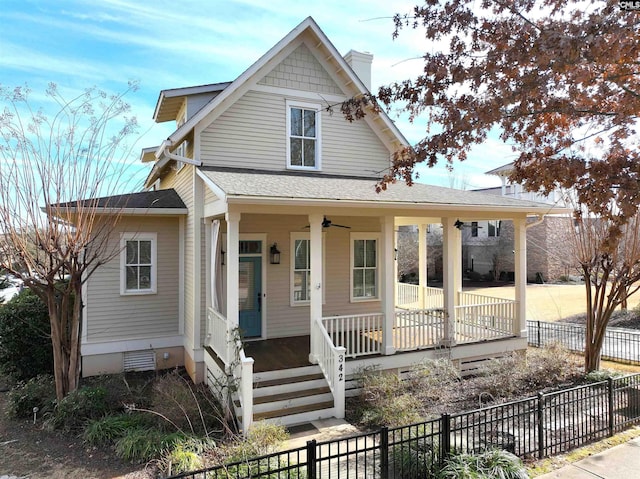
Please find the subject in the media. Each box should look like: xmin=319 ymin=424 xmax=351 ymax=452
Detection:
xmin=159 ymin=436 xmax=216 ymax=475
xmin=115 ymin=427 xmax=184 ymax=462
xmin=83 ymin=413 xmax=153 ymax=445
xmin=584 ymin=369 xmax=623 ymax=383
xmin=6 ymin=374 xmax=56 ymax=418
xmin=0 ymin=288 xmax=53 ymax=380
xmin=439 ymin=448 xmax=528 ymax=479
xmin=45 ymin=385 xmax=110 ymax=431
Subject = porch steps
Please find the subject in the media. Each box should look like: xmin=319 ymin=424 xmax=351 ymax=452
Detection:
xmin=236 ymin=365 xmax=336 ymax=427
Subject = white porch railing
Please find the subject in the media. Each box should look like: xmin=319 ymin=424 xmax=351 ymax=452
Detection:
xmin=393 ymin=309 xmax=445 ymax=351
xmin=322 ymin=313 xmax=383 ymax=358
xmin=397 ymin=283 xmax=420 ymax=309
xmin=397 ymin=282 xmax=444 ymax=310
xmin=312 ymin=318 xmax=346 ymax=418
xmin=455 ymin=292 xmax=516 ymax=341
xmin=206 ymin=307 xmax=254 ymax=434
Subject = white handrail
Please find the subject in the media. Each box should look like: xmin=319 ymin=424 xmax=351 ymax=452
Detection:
xmin=313 ymin=318 xmax=346 ymax=418
xmin=393 ymin=309 xmax=445 ymax=350
xmin=455 ymin=301 xmax=515 ymax=342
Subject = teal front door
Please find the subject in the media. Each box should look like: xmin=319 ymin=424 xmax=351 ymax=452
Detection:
xmin=239 ymin=256 xmax=262 ymax=338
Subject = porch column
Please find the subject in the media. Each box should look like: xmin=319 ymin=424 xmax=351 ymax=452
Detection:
xmin=442 ymin=218 xmax=459 ymax=346
xmin=514 ymin=217 xmax=527 ymax=337
xmin=381 ymin=215 xmax=396 ymax=355
xmin=225 ymin=211 xmax=241 ymax=370
xmin=418 ymin=223 xmax=428 ymax=308
xmin=309 ymin=213 xmax=324 ymax=362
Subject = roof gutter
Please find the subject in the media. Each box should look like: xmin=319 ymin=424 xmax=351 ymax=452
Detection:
xmin=525 ymin=214 xmax=546 ymax=229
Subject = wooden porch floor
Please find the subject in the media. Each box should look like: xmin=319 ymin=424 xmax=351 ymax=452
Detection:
xmin=243 ymin=335 xmax=312 ymax=372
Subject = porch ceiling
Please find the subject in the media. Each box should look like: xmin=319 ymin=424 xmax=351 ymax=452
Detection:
xmin=199 ymin=166 xmax=566 ymax=215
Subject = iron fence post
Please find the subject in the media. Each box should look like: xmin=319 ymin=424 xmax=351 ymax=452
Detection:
xmin=442 ymin=413 xmax=451 ymax=462
xmin=609 ymin=377 xmax=615 ymax=437
xmin=537 ymin=392 xmax=545 ymax=459
xmin=537 ymin=320 xmax=541 ymax=347
xmin=307 ymin=439 xmax=317 ymax=479
xmin=380 ymin=426 xmax=389 ymax=479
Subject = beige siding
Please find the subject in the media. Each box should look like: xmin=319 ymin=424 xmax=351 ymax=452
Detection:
xmin=161 ymin=166 xmax=195 ymax=346
xmin=258 ymin=44 xmax=342 ymax=95
xmin=200 ymin=90 xmax=390 ymax=177
xmin=86 ymin=217 xmax=180 ymax=341
xmin=231 ymin=214 xmax=383 ymax=338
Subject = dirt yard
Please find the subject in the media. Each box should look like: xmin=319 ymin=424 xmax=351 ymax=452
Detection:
xmin=0 ymin=391 xmax=150 ymax=479
xmin=466 ymin=283 xmax=640 ymax=322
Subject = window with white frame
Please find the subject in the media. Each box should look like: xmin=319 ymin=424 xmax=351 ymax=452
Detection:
xmin=121 ymin=233 xmax=157 ymax=295
xmin=286 ymin=100 xmax=320 ymax=170
xmin=290 ymin=233 xmax=325 ymax=305
xmin=351 ymin=233 xmax=379 ymax=301
xmin=488 ymin=220 xmax=501 ymax=237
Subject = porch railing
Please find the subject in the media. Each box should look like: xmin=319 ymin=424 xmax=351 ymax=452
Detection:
xmin=393 ymin=309 xmax=445 ymax=351
xmin=206 ymin=307 xmax=254 ymax=434
xmin=455 ymin=294 xmax=516 ymax=341
xmin=322 ymin=313 xmax=383 ymax=358
xmin=312 ymin=318 xmax=346 ymax=418
xmin=206 ymin=307 xmax=229 ymax=364
xmin=396 ymin=283 xmax=444 ymax=310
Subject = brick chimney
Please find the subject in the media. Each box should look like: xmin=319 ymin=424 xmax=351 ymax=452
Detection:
xmin=344 ymin=50 xmax=373 ymax=91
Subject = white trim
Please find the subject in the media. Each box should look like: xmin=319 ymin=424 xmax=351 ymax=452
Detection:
xmin=286 ymin=99 xmax=322 ymax=171
xmin=252 ymin=84 xmax=347 ymax=103
xmin=58 ymin=207 xmax=188 ymax=216
xmin=120 ymin=232 xmax=157 ymax=295
xmin=81 ymin=335 xmax=183 ymax=355
xmin=350 ymin=232 xmax=381 ymax=302
xmin=196 ymin=168 xmax=227 ymax=203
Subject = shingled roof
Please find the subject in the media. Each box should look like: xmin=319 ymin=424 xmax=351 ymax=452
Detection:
xmin=199 ymin=167 xmax=561 ymax=214
xmin=52 ymin=189 xmax=187 ymax=213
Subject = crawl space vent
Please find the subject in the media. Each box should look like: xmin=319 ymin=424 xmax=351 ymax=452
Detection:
xmin=123 ymin=350 xmax=156 ymax=372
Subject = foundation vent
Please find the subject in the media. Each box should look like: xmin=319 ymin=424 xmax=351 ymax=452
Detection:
xmin=123 ymin=350 xmax=156 ymax=372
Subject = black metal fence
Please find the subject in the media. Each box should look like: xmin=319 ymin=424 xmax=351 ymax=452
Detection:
xmin=527 ymin=320 xmax=640 ymax=365
xmin=167 ymin=374 xmax=640 ymax=479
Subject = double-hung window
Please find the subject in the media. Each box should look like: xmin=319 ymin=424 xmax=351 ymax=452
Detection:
xmin=287 ymin=100 xmax=320 ymax=170
xmin=351 ymin=233 xmax=379 ymax=301
xmin=121 ymin=233 xmax=157 ymax=295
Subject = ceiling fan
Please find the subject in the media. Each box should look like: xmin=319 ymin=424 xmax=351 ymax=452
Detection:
xmin=304 ymin=217 xmax=351 ymax=229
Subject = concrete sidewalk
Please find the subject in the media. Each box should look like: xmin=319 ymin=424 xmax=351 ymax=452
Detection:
xmin=536 ymin=436 xmax=640 ymax=478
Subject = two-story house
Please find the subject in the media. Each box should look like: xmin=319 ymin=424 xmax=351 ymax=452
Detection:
xmin=67 ymin=18 xmax=562 ymax=432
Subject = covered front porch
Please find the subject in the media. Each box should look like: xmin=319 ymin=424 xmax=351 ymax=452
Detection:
xmin=203 ymin=211 xmax=529 ymax=433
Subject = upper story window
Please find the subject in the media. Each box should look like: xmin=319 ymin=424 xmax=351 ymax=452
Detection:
xmin=120 ymin=233 xmax=157 ymax=295
xmin=286 ymin=100 xmax=321 ymax=170
xmin=471 ymin=222 xmax=479 ymax=237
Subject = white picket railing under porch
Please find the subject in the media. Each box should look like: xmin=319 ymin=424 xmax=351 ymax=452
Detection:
xmin=206 ymin=307 xmax=254 ymax=434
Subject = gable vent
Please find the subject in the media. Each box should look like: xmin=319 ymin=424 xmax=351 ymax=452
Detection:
xmin=123 ymin=350 xmax=156 ymax=372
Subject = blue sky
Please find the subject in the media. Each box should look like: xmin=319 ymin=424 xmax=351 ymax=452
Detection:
xmin=1 ymin=0 xmax=512 ymax=190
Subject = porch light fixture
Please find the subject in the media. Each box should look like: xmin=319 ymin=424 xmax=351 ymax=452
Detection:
xmin=220 ymin=248 xmax=226 ymax=266
xmin=270 ymin=243 xmax=281 ymax=264
xmin=454 ymin=219 xmax=464 ymax=230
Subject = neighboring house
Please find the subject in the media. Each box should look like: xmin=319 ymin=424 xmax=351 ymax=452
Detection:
xmin=470 ymin=163 xmax=576 ymax=283
xmin=69 ymin=18 xmax=563 ymax=432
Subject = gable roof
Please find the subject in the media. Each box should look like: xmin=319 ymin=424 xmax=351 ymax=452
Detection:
xmin=198 ymin=167 xmax=563 ymax=215
xmin=153 ymin=82 xmax=231 ymax=123
xmin=52 ymin=189 xmax=188 ymax=215
xmin=158 ymin=16 xmax=409 ymax=156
